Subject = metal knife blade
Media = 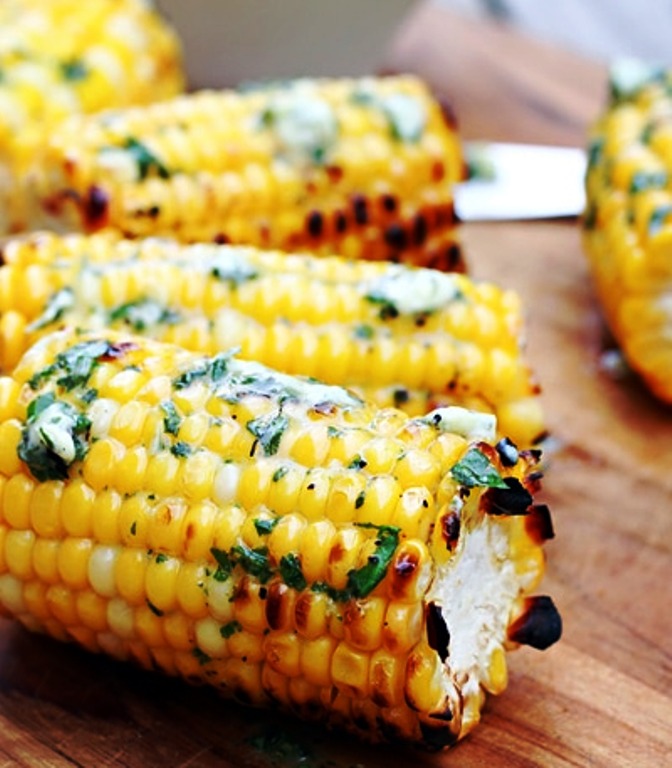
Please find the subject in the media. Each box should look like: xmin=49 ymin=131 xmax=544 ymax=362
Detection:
xmin=454 ymin=142 xmax=587 ymax=222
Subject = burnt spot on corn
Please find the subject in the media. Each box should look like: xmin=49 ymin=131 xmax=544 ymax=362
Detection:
xmin=333 ymin=210 xmax=348 ymax=233
xmin=413 ymin=214 xmax=428 ymax=246
xmin=495 ymin=437 xmax=519 ymax=467
xmin=306 ymin=210 xmax=324 ymax=238
xmin=431 ymin=160 xmax=446 ymax=182
xmin=384 ymin=223 xmax=408 ymax=250
xmin=419 ymin=720 xmax=460 ymax=751
xmin=326 ymin=165 xmax=343 ymax=183
xmin=480 ymin=477 xmax=533 ymax=516
xmin=83 ymin=185 xmax=110 ymax=229
xmin=508 ymin=595 xmax=562 ymax=650
xmin=351 ymin=195 xmax=369 ymax=225
xmin=525 ymin=504 xmax=555 ymax=544
xmin=440 ymin=510 xmax=461 ymax=551
xmin=213 ymin=232 xmax=230 ymax=245
xmin=293 ymin=592 xmax=313 ymax=634
xmin=426 ymin=602 xmax=450 ymax=662
xmin=265 ymin=581 xmax=291 ymax=630
xmin=380 ymin=193 xmax=398 ymax=213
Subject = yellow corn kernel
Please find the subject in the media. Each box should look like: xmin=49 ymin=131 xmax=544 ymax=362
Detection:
xmin=383 ymin=600 xmax=424 ymax=654
xmin=331 ymin=641 xmax=370 ymax=699
xmin=5 ymin=529 xmax=35 ymax=580
xmin=115 ymin=548 xmax=148 ymax=605
xmin=300 ymin=635 xmax=338 ymax=687
xmin=87 ymin=544 xmax=119 ymax=599
xmin=60 ymin=479 xmax=96 ymax=538
xmin=31 ymin=538 xmax=59 ymax=584
xmin=175 ymin=562 xmax=209 ymax=618
xmin=29 ymin=481 xmax=64 ymax=539
xmin=293 ymin=590 xmax=330 ymax=640
xmin=342 ymin=596 xmax=386 ymax=652
xmin=262 ymin=631 xmax=301 ymax=681
xmin=145 ymin=555 xmax=180 ymax=615
xmin=2 ymin=473 xmax=35 ymax=529
xmin=56 ymin=538 xmax=92 ymax=590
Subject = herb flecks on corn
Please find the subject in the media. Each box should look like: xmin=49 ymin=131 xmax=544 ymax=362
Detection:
xmin=584 ymin=62 xmax=672 ymax=402
xmin=0 ymin=329 xmax=560 ymax=749
xmin=0 ymin=232 xmax=544 ymax=446
xmin=19 ymin=75 xmax=465 ymax=271
xmin=0 ymin=0 xmax=184 ymax=233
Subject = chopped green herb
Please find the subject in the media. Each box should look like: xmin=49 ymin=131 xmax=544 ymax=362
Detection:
xmin=450 ymin=447 xmax=509 ymax=489
xmin=18 ymin=394 xmax=91 ymax=482
xmin=630 ymin=170 xmax=668 ymax=193
xmin=210 ymin=263 xmax=259 ymax=288
xmin=347 ymin=455 xmax=367 ymax=470
xmin=109 ymin=298 xmax=180 ymax=331
xmin=279 ymin=553 xmax=307 ymax=591
xmin=130 ymin=521 xmax=137 ymax=536
xmin=354 ymin=490 xmax=366 ymax=509
xmin=27 ymin=288 xmax=74 ymax=331
xmin=210 ymin=547 xmax=233 ymax=581
xmin=353 ymin=323 xmax=374 ymax=340
xmin=79 ymin=388 xmax=98 ymax=405
xmin=173 ymin=351 xmax=235 ymax=389
xmin=346 ymin=524 xmax=400 ymax=598
xmin=53 ymin=339 xmax=113 ymax=391
xmin=155 ymin=553 xmax=169 ymax=564
xmin=231 ymin=543 xmax=274 ymax=583
xmin=246 ymin=411 xmax=288 ymax=456
xmin=271 ymin=466 xmax=289 ymax=483
xmin=60 ymin=58 xmax=88 ymax=81
xmin=219 ymin=620 xmax=242 ymax=639
xmin=123 ymin=137 xmax=170 ymax=180
xmin=160 ymin=401 xmax=182 ymax=436
xmin=254 ymin=517 xmax=279 ymax=535
xmin=170 ymin=441 xmax=192 ymax=458
xmin=192 ymin=646 xmax=211 ymax=665
xmin=365 ymin=294 xmax=399 ymax=321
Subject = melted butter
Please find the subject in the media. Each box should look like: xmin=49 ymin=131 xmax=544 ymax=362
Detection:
xmin=363 ymin=265 xmax=461 ymax=315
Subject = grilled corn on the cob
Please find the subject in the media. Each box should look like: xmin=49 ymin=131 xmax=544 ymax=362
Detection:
xmin=0 ymin=232 xmax=544 ymax=446
xmin=16 ymin=75 xmax=465 ymax=271
xmin=0 ymin=328 xmax=560 ymax=748
xmin=0 ymin=0 xmax=184 ymax=232
xmin=584 ymin=62 xmax=672 ymax=401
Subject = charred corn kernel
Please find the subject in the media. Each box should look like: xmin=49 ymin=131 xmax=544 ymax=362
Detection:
xmin=0 ymin=0 xmax=184 ymax=233
xmin=19 ymin=76 xmax=463 ymax=272
xmin=0 ymin=328 xmax=560 ymax=748
xmin=0 ymin=232 xmax=543 ymax=446
xmin=584 ymin=63 xmax=672 ymax=402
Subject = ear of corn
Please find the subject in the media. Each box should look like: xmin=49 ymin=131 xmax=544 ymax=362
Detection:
xmin=0 ymin=231 xmax=544 ymax=446
xmin=0 ymin=328 xmax=560 ymax=749
xmin=0 ymin=0 xmax=184 ymax=232
xmin=16 ymin=75 xmax=465 ymax=272
xmin=584 ymin=62 xmax=672 ymax=402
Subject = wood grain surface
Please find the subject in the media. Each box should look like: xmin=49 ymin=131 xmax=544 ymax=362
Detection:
xmin=1 ymin=4 xmax=671 ymax=766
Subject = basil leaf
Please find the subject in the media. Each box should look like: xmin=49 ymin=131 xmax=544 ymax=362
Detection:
xmin=450 ymin=447 xmax=508 ymax=489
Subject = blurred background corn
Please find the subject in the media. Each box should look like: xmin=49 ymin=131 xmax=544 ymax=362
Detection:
xmin=0 ymin=327 xmax=560 ymax=748
xmin=0 ymin=232 xmax=544 ymax=446
xmin=584 ymin=61 xmax=672 ymax=402
xmin=15 ymin=75 xmax=465 ymax=271
xmin=0 ymin=0 xmax=184 ymax=232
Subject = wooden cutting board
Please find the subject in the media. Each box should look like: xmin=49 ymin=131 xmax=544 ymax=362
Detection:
xmin=1 ymin=4 xmax=671 ymax=766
